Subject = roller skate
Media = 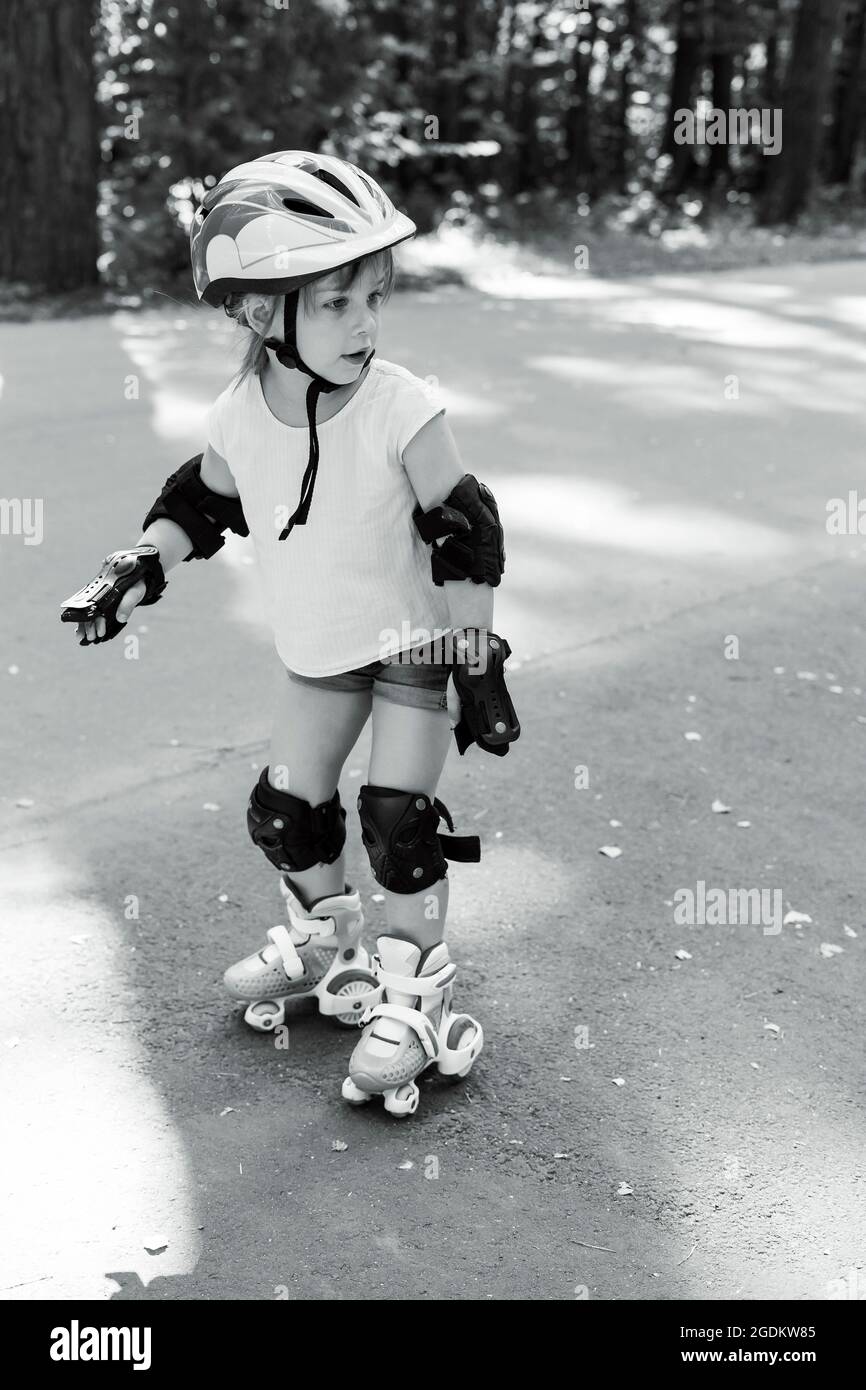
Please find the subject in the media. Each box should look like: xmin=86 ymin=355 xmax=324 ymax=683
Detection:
xmin=341 ymin=936 xmax=483 ymax=1117
xmin=224 ymin=877 xmax=382 ymax=1032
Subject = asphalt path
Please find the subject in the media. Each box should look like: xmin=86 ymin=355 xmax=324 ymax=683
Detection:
xmin=1 ymin=262 xmax=865 ymax=1300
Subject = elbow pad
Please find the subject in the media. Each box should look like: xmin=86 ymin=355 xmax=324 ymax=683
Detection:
xmin=412 ymin=473 xmax=505 ymax=587
xmin=142 ymin=454 xmax=249 ymax=561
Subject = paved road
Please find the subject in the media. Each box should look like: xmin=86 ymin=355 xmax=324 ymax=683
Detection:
xmin=2 ymin=262 xmax=865 ymax=1300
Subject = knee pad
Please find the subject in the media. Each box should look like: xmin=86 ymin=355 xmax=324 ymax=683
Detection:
xmin=247 ymin=767 xmax=346 ymax=874
xmin=357 ymin=784 xmax=481 ymax=895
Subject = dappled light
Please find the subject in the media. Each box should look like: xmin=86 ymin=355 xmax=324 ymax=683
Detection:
xmin=492 ymin=473 xmax=793 ymax=561
xmin=0 ymin=847 xmax=202 ymax=1299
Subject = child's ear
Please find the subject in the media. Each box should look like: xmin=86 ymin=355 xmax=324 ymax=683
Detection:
xmin=245 ymin=296 xmax=274 ymax=335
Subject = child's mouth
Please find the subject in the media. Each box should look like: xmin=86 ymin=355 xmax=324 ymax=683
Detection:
xmin=342 ymin=350 xmax=369 ymax=363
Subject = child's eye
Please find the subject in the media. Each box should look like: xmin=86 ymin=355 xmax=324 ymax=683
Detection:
xmin=325 ymin=291 xmax=384 ymax=311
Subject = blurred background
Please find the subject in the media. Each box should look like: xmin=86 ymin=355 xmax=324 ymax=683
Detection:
xmin=1 ymin=0 xmax=865 ymax=310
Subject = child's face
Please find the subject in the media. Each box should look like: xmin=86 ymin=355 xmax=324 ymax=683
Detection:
xmin=291 ymin=263 xmax=386 ymax=380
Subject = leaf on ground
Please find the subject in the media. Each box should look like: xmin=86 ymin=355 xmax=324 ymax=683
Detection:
xmin=674 ymin=948 xmax=692 ymax=960
xmin=616 ymin=1182 xmax=634 ymax=1196
xmin=219 ymin=1106 xmax=235 ymax=1117
xmin=684 ymin=731 xmax=702 ymax=741
xmin=202 ymin=802 xmax=220 ymax=811
xmin=398 ymin=1159 xmax=414 ymax=1170
xmin=599 ymin=845 xmax=622 ymax=858
xmin=819 ymin=943 xmax=844 ymax=958
xmin=796 ymin=671 xmax=817 ymax=681
xmin=331 ymin=1140 xmax=348 ymax=1151
xmin=712 ymin=799 xmax=731 ymax=813
xmin=783 ymin=910 xmax=812 ymax=926
xmin=763 ymin=1023 xmax=780 ymax=1034
xmin=612 ymin=1077 xmax=626 ymax=1086
xmin=736 ymin=820 xmax=751 ymax=828
xmin=843 ymin=924 xmax=857 ymax=938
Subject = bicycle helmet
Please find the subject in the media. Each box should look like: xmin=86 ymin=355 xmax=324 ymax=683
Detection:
xmin=190 ymin=151 xmax=417 ymax=539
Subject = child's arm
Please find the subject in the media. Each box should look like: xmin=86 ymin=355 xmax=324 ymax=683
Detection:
xmin=402 ymin=414 xmax=519 ymax=756
xmin=62 ymin=446 xmax=245 ymax=646
xmin=134 ymin=445 xmax=240 ymax=573
xmin=402 ymin=414 xmax=495 ymax=633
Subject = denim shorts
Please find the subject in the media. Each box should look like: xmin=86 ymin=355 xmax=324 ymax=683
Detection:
xmin=285 ymin=647 xmax=450 ymax=712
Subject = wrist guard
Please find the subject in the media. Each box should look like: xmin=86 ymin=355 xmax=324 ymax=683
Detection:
xmin=142 ymin=453 xmax=248 ymax=560
xmin=448 ymin=628 xmax=520 ymax=757
xmin=60 ymin=544 xmax=166 ymax=645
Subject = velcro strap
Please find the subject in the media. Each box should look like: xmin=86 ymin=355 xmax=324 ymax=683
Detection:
xmin=366 ymin=1003 xmax=440 ymax=1060
xmin=412 ymin=500 xmax=472 ymax=545
xmin=431 ymin=794 xmax=481 ymax=861
xmin=439 ymin=831 xmax=481 ymax=862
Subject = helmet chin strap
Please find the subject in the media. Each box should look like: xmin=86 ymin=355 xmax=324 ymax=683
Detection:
xmin=263 ymin=290 xmax=375 ymax=541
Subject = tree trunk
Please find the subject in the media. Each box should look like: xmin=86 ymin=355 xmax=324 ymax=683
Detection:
xmin=758 ymin=0 xmax=842 ymax=223
xmin=513 ymin=4 xmax=546 ymax=192
xmin=707 ymin=48 xmax=734 ymax=180
xmin=0 ymin=0 xmax=99 ymax=290
xmin=563 ymin=7 xmax=598 ymax=191
xmin=763 ymin=0 xmax=781 ymax=110
xmin=660 ymin=0 xmax=705 ymax=195
xmin=609 ymin=0 xmax=640 ymax=194
xmin=825 ymin=0 xmax=866 ymax=185
xmin=452 ymin=0 xmax=474 ymax=143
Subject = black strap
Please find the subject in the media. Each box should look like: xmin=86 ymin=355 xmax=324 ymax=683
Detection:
xmin=433 ymin=796 xmax=481 ymax=862
xmin=279 ymin=380 xmax=326 ymax=540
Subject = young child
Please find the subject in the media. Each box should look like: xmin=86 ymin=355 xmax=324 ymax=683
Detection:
xmin=61 ymin=151 xmax=519 ymax=1117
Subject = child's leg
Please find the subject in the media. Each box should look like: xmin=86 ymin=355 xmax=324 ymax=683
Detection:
xmin=225 ymin=674 xmax=379 ymax=1031
xmin=265 ymin=673 xmax=372 ymax=904
xmin=366 ymin=694 xmax=453 ymax=946
xmin=344 ymin=693 xmax=482 ymax=1113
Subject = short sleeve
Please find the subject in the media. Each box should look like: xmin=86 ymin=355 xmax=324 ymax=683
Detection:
xmin=392 ymin=374 xmax=446 ymax=462
xmin=205 ymin=391 xmax=229 ymax=459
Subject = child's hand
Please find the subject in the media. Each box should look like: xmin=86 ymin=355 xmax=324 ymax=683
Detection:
xmin=74 ymin=579 xmax=146 ymax=645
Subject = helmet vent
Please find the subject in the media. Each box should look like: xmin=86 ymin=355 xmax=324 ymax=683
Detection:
xmin=313 ymin=169 xmax=362 ymax=208
xmin=282 ymin=197 xmax=325 ymax=217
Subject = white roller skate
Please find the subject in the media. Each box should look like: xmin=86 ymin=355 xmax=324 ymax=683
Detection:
xmin=341 ymin=936 xmax=483 ymax=1117
xmin=224 ymin=877 xmax=382 ymax=1032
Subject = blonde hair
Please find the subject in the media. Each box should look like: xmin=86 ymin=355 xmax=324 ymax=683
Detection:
xmin=223 ymin=247 xmax=396 ymax=389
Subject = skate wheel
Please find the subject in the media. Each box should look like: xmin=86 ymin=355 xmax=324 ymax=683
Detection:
xmin=342 ymin=1077 xmax=371 ymax=1106
xmin=328 ymin=974 xmax=379 ymax=1029
xmin=384 ymin=1083 xmax=419 ymax=1117
xmin=244 ymin=1000 xmax=285 ymax=1032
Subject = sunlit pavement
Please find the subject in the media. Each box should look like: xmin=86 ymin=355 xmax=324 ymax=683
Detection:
xmin=2 ymin=262 xmax=865 ymax=1300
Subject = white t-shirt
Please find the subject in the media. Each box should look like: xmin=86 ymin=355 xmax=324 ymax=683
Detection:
xmin=206 ymin=357 xmax=453 ymax=676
